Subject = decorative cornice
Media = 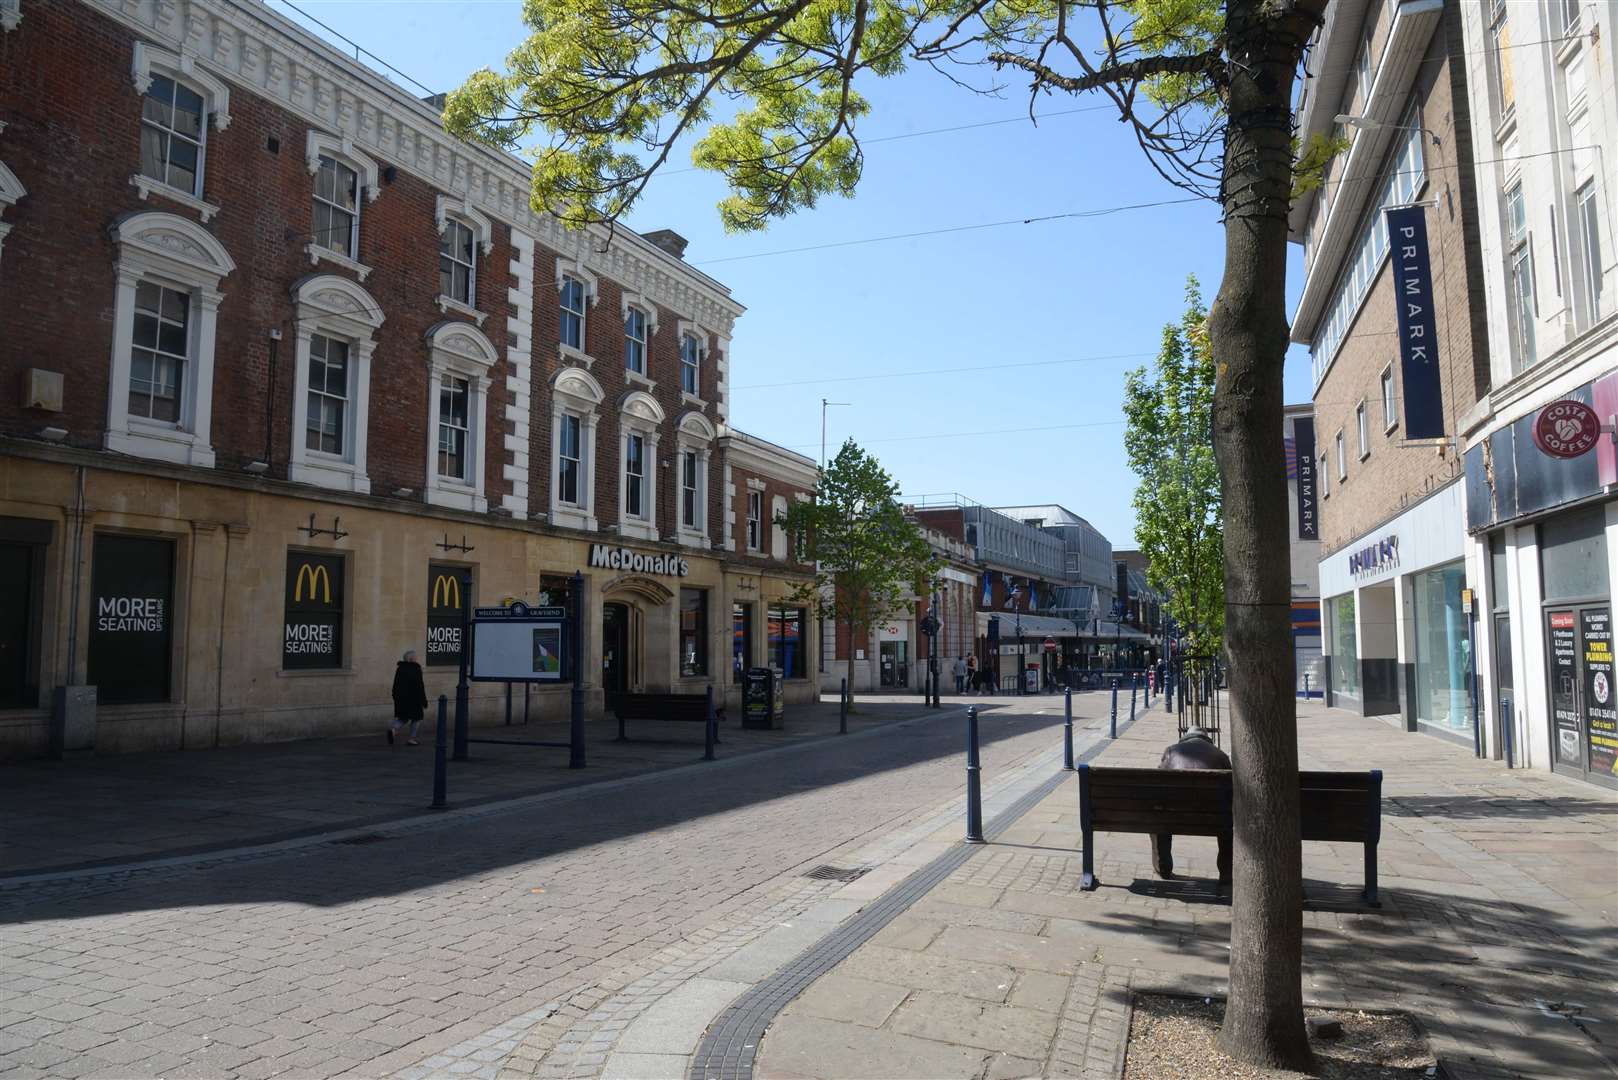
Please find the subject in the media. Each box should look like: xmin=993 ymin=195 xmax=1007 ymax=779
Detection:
xmin=78 ymin=0 xmax=743 ymax=336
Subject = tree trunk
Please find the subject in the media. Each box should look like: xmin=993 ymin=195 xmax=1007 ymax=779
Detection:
xmin=1208 ymin=0 xmax=1319 ymax=1069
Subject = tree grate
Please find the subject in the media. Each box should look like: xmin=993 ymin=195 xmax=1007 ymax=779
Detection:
xmin=802 ymin=865 xmax=869 ymax=883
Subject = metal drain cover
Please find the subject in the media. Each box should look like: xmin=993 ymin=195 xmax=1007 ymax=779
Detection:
xmin=804 ymin=865 xmax=870 ymax=882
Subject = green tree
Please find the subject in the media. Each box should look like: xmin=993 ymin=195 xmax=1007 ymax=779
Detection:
xmin=1123 ymin=275 xmax=1223 ymax=656
xmin=779 ymin=440 xmax=939 ymax=687
xmin=447 ymin=0 xmax=1326 ymax=1066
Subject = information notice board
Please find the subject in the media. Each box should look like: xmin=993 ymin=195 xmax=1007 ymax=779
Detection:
xmin=1582 ymin=607 xmax=1618 ymax=777
xmin=1548 ymin=610 xmax=1581 ymax=767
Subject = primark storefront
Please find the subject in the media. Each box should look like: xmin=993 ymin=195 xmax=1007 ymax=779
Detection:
xmin=1320 ymin=481 xmax=1479 ymax=747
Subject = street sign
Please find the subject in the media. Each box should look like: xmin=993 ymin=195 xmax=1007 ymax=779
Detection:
xmin=1042 ymin=637 xmax=1058 ymax=651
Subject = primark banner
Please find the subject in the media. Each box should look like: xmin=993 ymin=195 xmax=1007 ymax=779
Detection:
xmin=1387 ymin=205 xmax=1445 ymax=438
xmin=1293 ymin=417 xmax=1318 ymax=540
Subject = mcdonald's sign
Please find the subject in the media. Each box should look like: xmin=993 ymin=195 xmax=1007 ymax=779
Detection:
xmin=284 ymin=552 xmax=344 ymax=670
xmin=427 ymin=563 xmax=472 ymax=667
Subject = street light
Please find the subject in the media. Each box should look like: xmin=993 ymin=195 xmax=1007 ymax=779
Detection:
xmin=820 ymin=399 xmax=851 ymax=472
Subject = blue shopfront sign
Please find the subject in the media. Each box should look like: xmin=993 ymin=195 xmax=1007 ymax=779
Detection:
xmin=1388 ymin=206 xmax=1445 ymax=439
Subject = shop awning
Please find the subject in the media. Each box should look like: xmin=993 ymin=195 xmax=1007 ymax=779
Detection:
xmin=1077 ymin=619 xmax=1156 ymax=642
xmin=976 ymin=611 xmax=1079 ymax=639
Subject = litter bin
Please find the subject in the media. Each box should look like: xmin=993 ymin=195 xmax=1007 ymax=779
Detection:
xmin=743 ymin=667 xmax=785 ymax=730
xmin=1023 ymin=665 xmax=1040 ymax=694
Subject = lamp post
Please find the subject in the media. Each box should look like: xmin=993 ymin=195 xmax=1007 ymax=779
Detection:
xmin=820 ymin=398 xmax=851 ymax=471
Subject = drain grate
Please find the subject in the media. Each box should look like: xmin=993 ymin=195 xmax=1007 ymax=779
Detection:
xmin=803 ymin=865 xmax=869 ymax=883
xmin=331 ymin=833 xmax=389 ymax=846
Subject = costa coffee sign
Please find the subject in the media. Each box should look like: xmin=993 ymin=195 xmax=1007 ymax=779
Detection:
xmin=1532 ymin=399 xmax=1604 ymax=459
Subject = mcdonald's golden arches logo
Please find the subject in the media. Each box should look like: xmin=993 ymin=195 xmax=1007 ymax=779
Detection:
xmin=432 ymin=573 xmax=462 ymax=611
xmin=294 ymin=562 xmax=332 ymax=604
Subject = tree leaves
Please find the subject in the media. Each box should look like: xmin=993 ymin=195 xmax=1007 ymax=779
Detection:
xmin=1122 ymin=274 xmax=1223 ymax=654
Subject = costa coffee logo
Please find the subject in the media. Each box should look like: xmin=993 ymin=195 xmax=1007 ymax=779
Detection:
xmin=1532 ymin=399 xmax=1603 ymax=459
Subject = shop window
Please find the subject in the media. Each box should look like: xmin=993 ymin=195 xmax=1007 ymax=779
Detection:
xmin=1328 ymin=593 xmax=1358 ymax=699
xmin=769 ymin=604 xmax=806 ymax=678
xmin=1413 ymin=562 xmax=1474 ymax=734
xmin=733 ymin=601 xmax=753 ymax=679
xmin=680 ymin=588 xmax=708 ymax=677
xmin=539 ymin=574 xmax=575 ymax=617
xmin=426 ymin=563 xmax=472 ymax=668
xmin=283 ymin=550 xmax=345 ymax=670
xmin=1489 ymin=531 xmax=1511 ymax=613
xmin=1540 ymin=505 xmax=1609 ymax=601
xmin=88 ymin=534 xmax=175 ymax=704
xmin=0 ymin=519 xmax=50 ymax=709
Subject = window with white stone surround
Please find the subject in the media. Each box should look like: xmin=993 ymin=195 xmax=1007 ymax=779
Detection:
xmin=674 ymin=410 xmax=716 ymax=547
xmin=434 ymin=195 xmax=493 ymax=324
xmin=105 ymin=211 xmax=235 ymax=467
xmin=620 ymin=289 xmax=659 ymax=385
xmin=129 ymin=43 xmax=229 ymax=221
xmin=303 ymin=132 xmax=378 ymax=280
xmin=0 ymin=157 xmax=24 ymax=265
xmin=550 ymin=366 xmax=604 ymax=531
xmin=289 ymin=274 xmax=383 ymax=493
xmin=617 ymin=390 xmax=664 ymax=541
xmin=424 ymin=321 xmax=498 ymax=512
xmin=556 ymin=257 xmax=598 ymax=364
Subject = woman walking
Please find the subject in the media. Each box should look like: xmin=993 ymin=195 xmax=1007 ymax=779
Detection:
xmin=389 ymin=649 xmax=429 ymax=746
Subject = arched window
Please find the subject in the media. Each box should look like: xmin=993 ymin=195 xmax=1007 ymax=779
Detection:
xmin=550 ymin=366 xmax=605 ymax=531
xmin=675 ymin=410 xmax=716 ymax=547
xmin=105 ymin=211 xmax=236 ymax=467
xmin=617 ymin=390 xmax=665 ymax=541
xmin=425 ymin=322 xmax=499 ymax=512
xmin=288 ymin=275 xmax=384 ymax=493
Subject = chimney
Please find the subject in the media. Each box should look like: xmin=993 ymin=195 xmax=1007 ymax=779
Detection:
xmin=422 ymin=93 xmax=448 ymax=114
xmin=640 ymin=229 xmax=689 ymax=260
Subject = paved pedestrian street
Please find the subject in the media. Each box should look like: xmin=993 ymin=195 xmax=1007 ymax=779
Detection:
xmin=3 ymin=692 xmax=1614 ymax=1080
xmin=0 ymin=693 xmax=1103 ymax=1079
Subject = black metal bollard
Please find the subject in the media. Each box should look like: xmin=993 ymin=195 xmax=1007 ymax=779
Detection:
xmin=1109 ymin=678 xmax=1118 ymax=739
xmin=569 ymin=570 xmax=586 ymax=769
xmin=839 ymin=677 xmax=848 ymax=735
xmin=965 ymin=705 xmax=984 ymax=843
xmin=431 ymin=695 xmax=448 ymax=809
xmin=704 ymin=685 xmax=716 ymax=761
xmin=453 ymin=682 xmax=470 ymax=762
xmin=1165 ymin=671 xmax=1174 ymax=714
xmin=1063 ymin=687 xmax=1074 ymax=770
xmin=1129 ymin=676 xmax=1138 ymax=721
xmin=505 ymin=682 xmax=512 ymax=726
xmin=1303 ymin=673 xmax=1311 ymax=700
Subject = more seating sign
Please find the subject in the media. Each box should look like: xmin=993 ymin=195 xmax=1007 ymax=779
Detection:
xmin=468 ymin=601 xmax=569 ymax=682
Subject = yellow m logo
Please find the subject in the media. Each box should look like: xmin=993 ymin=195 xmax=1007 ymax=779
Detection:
xmin=294 ymin=563 xmax=332 ymax=604
xmin=432 ymin=574 xmax=461 ymax=610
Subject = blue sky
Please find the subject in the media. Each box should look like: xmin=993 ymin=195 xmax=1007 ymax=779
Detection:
xmin=276 ymin=0 xmax=1314 ymax=550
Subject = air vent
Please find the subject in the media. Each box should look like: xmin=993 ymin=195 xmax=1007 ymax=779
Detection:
xmin=804 ymin=865 xmax=869 ymax=883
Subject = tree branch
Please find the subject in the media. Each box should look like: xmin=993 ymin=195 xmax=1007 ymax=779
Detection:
xmin=984 ymin=50 xmax=1223 ymax=95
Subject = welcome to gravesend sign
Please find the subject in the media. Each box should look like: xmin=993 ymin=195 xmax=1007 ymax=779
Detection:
xmin=589 ymin=544 xmax=691 ymax=577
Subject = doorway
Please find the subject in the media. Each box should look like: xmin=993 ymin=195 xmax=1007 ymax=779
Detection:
xmin=879 ymin=640 xmax=908 ymax=688
xmin=1493 ymin=613 xmax=1515 ymax=765
xmin=0 ymin=540 xmax=37 ymax=708
xmin=603 ymin=602 xmax=631 ymax=698
xmin=1544 ymin=605 xmax=1618 ymax=789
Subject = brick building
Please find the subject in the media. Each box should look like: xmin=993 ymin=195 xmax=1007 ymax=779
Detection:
xmin=1293 ymin=0 xmax=1491 ymax=741
xmin=0 ymin=0 xmax=817 ymax=758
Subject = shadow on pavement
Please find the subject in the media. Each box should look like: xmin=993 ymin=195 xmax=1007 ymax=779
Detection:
xmin=0 ymin=700 xmax=1072 ymax=924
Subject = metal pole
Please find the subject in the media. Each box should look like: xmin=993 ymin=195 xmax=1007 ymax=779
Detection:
xmin=453 ymin=599 xmax=471 ymax=762
xmin=1129 ymin=675 xmax=1138 ymax=721
xmin=1303 ymin=673 xmax=1311 ymax=700
xmin=965 ymin=705 xmax=984 ymax=842
xmin=839 ymin=676 xmax=848 ymax=734
xmin=1110 ymin=677 xmax=1118 ymax=739
xmin=1063 ymin=687 xmax=1074 ymax=770
xmin=704 ymin=684 xmax=716 ymax=761
xmin=1501 ymin=697 xmax=1514 ymax=768
xmin=431 ymin=694 xmax=448 ymax=809
xmin=524 ymin=682 xmax=530 ymax=725
xmin=504 ymin=682 xmax=512 ymax=726
xmin=569 ymin=569 xmax=586 ymax=769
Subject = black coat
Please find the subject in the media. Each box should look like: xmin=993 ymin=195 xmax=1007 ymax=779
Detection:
xmin=392 ymin=660 xmax=428 ymax=721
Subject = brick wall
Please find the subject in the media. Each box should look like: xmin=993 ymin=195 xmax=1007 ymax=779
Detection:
xmin=723 ymin=461 xmax=812 ymax=572
xmin=1312 ymin=8 xmax=1486 ymax=557
xmin=0 ymin=0 xmax=725 ymax=545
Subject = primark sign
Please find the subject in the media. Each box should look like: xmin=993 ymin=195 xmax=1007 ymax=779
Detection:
xmin=1348 ymin=535 xmax=1400 ymax=578
xmin=589 ymin=544 xmax=690 ymax=577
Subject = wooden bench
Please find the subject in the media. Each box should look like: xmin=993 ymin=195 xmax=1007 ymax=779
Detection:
xmin=609 ymin=692 xmax=719 ymax=743
xmin=1076 ymin=764 xmax=1382 ymax=906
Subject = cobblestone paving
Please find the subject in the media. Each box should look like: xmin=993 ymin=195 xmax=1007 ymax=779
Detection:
xmin=756 ymin=702 xmax=1618 ymax=1080
xmin=0 ymin=697 xmax=1083 ymax=1079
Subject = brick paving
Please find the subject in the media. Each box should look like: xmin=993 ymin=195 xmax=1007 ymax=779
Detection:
xmin=755 ymin=701 xmax=1618 ymax=1080
xmin=0 ymin=692 xmax=1096 ymax=1079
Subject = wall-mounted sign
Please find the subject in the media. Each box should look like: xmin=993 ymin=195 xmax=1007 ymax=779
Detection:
xmin=589 ymin=543 xmax=690 ymax=577
xmin=1581 ymin=607 xmax=1617 ymax=778
xmin=1293 ymin=417 xmax=1318 ymax=540
xmin=284 ymin=551 xmax=344 ymax=670
xmin=88 ymin=535 xmax=174 ymax=705
xmin=1347 ymin=535 xmax=1400 ymax=578
xmin=1532 ymin=399 xmax=1603 ymax=459
xmin=427 ymin=564 xmax=473 ymax=668
xmin=1387 ymin=206 xmax=1445 ymax=439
